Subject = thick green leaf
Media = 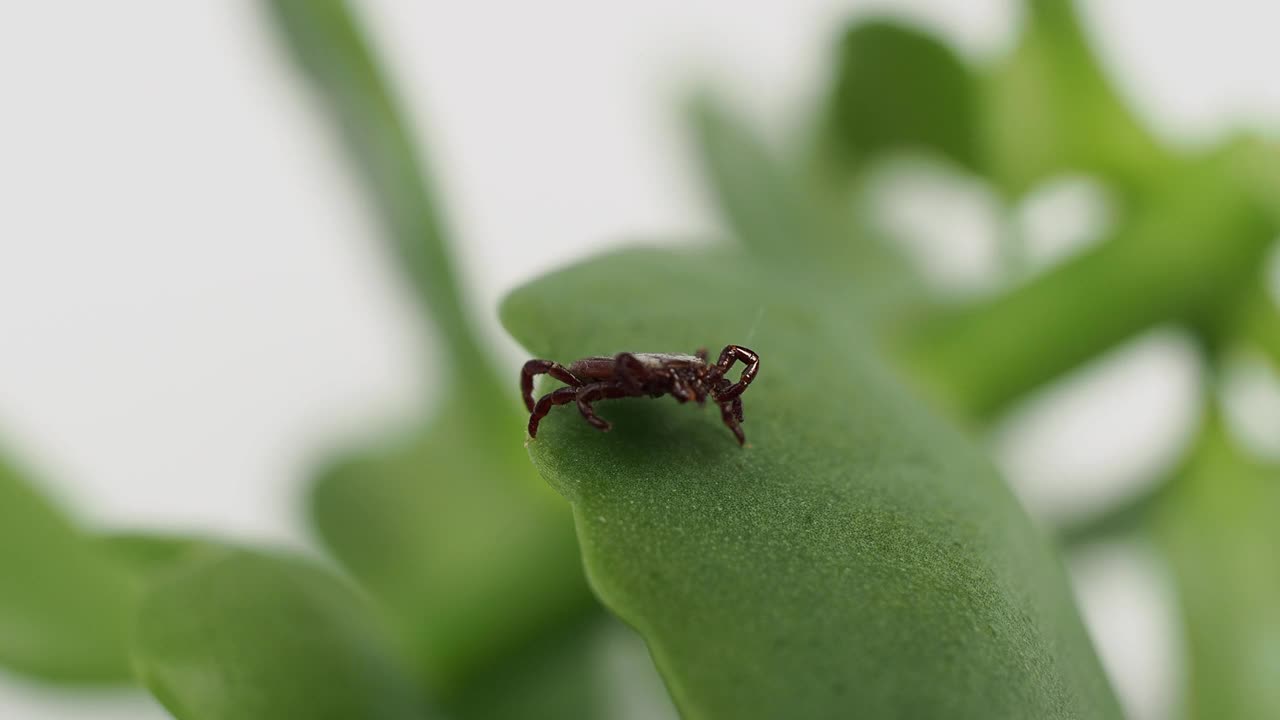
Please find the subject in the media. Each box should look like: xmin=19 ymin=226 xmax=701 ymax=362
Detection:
xmin=501 ymin=247 xmax=1121 ymax=719
xmin=0 ymin=450 xmax=135 ymax=684
xmin=1155 ymin=420 xmax=1280 ymax=719
xmin=133 ymin=547 xmax=433 ymax=720
xmin=823 ymin=20 xmax=980 ymax=174
xmin=982 ymin=0 xmax=1172 ymax=196
xmin=265 ymin=0 xmax=597 ymax=695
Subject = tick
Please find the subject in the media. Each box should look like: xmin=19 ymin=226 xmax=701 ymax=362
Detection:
xmin=521 ymin=345 xmax=760 ymax=445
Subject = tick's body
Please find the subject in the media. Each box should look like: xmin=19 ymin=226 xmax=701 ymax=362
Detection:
xmin=569 ymin=352 xmax=701 ymax=383
xmin=521 ymin=346 xmax=759 ymax=445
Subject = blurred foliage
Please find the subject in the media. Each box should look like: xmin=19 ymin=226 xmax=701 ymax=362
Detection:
xmin=688 ymin=94 xmax=923 ymax=326
xmin=133 ymin=547 xmax=434 ymax=720
xmin=0 ymin=0 xmax=1275 ymax=718
xmin=264 ymin=0 xmax=598 ymax=711
xmin=821 ymin=21 xmax=980 ymax=175
xmin=902 ymin=155 xmax=1273 ymax=418
xmin=979 ymin=0 xmax=1175 ymax=198
xmin=0 ymin=452 xmax=134 ymax=683
xmin=1155 ymin=415 xmax=1280 ymax=720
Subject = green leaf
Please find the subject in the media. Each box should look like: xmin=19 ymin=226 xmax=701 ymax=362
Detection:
xmin=265 ymin=0 xmax=597 ymax=696
xmin=1242 ymin=291 xmax=1280 ymax=370
xmin=98 ymin=532 xmax=209 ymax=585
xmin=1221 ymin=136 xmax=1280 ymax=226
xmin=822 ymin=20 xmax=981 ymax=174
xmin=264 ymin=0 xmax=488 ymax=379
xmin=133 ymin=547 xmax=434 ymax=720
xmin=687 ymin=93 xmax=923 ymax=324
xmin=689 ymin=94 xmax=832 ymax=259
xmin=309 ymin=403 xmax=593 ymax=693
xmin=982 ymin=0 xmax=1172 ymax=196
xmin=0 ymin=449 xmax=135 ymax=684
xmin=500 ymin=247 xmax=1122 ymax=719
xmin=446 ymin=617 xmax=606 ymax=720
xmin=448 ymin=614 xmax=677 ymax=720
xmin=1155 ymin=419 xmax=1280 ymax=719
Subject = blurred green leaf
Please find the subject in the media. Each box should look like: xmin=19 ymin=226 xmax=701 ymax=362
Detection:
xmin=1244 ymin=293 xmax=1280 ymax=369
xmin=822 ymin=20 xmax=980 ymax=174
xmin=265 ymin=0 xmax=487 ymax=378
xmin=0 ymin=450 xmax=135 ymax=684
xmin=501 ymin=247 xmax=1122 ymax=719
xmin=1155 ymin=419 xmax=1280 ymax=719
xmin=265 ymin=0 xmax=596 ymax=697
xmin=98 ymin=533 xmax=209 ymax=585
xmin=689 ymin=94 xmax=832 ymax=259
xmin=902 ymin=160 xmax=1276 ymax=419
xmin=687 ymin=93 xmax=922 ymax=324
xmin=309 ymin=404 xmax=592 ymax=694
xmin=133 ymin=547 xmax=434 ymax=720
xmin=1222 ymin=136 xmax=1280 ymax=226
xmin=1056 ymin=477 xmax=1172 ymax=549
xmin=446 ymin=618 xmax=606 ymax=720
xmin=982 ymin=0 xmax=1172 ymax=196
xmin=449 ymin=615 xmax=677 ymax=720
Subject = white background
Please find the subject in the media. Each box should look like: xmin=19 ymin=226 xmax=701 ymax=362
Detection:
xmin=1 ymin=1 xmax=1278 ymax=718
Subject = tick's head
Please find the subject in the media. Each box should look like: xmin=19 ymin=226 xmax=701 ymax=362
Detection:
xmin=675 ymin=363 xmax=713 ymax=402
xmin=705 ymin=372 xmax=737 ymax=402
xmin=692 ymin=360 xmax=722 ymax=382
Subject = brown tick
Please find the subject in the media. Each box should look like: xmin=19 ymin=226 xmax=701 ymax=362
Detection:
xmin=521 ymin=345 xmax=760 ymax=445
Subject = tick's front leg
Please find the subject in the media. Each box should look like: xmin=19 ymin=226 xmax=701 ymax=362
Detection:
xmin=521 ymin=359 xmax=582 ymax=412
xmin=575 ymin=382 xmax=615 ymax=432
xmin=716 ymin=345 xmax=759 ymax=400
xmin=719 ymin=401 xmax=746 ymax=446
xmin=528 ymin=386 xmax=578 ymax=438
xmin=612 ymin=352 xmax=647 ymax=393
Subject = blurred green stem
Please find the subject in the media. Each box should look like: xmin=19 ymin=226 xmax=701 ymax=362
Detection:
xmin=1022 ymin=0 xmax=1094 ymax=58
xmin=983 ymin=0 xmax=1174 ymax=198
xmin=901 ymin=155 xmax=1277 ymax=420
xmin=266 ymin=2 xmax=601 ymax=705
xmin=1056 ymin=476 xmax=1173 ymax=548
xmin=687 ymin=92 xmax=922 ymax=321
xmin=266 ymin=0 xmax=494 ymax=386
xmin=1055 ymin=402 xmax=1212 ymax=549
xmin=1154 ymin=412 xmax=1280 ymax=719
xmin=1243 ymin=289 xmax=1280 ymax=368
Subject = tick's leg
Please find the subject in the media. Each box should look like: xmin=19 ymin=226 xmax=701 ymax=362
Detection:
xmin=716 ymin=345 xmax=759 ymax=400
xmin=521 ymin=360 xmax=582 ymax=412
xmin=693 ymin=348 xmax=710 ymax=402
xmin=528 ymin=387 xmax=578 ymax=438
xmin=576 ymin=382 xmax=615 ymax=432
xmin=719 ymin=401 xmax=746 ymax=446
xmin=671 ymin=378 xmax=694 ymax=404
xmin=731 ymin=395 xmax=744 ymax=423
xmin=613 ymin=352 xmax=647 ymax=393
